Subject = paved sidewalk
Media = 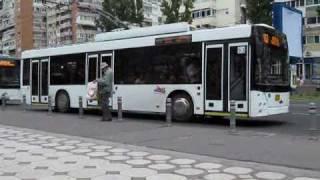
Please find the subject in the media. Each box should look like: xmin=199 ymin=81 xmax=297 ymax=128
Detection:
xmin=0 ymin=124 xmax=319 ymax=180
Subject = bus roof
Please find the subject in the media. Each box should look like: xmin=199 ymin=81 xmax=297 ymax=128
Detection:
xmin=22 ymin=24 xmax=269 ymax=59
xmin=0 ymin=54 xmax=19 ymax=60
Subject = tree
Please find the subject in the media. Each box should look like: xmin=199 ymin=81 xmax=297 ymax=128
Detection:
xmin=181 ymin=0 xmax=195 ymax=23
xmin=97 ymin=0 xmax=144 ymax=32
xmin=161 ymin=0 xmax=195 ymax=24
xmin=246 ymin=0 xmax=273 ymax=25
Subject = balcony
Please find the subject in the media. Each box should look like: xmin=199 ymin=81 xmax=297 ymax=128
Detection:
xmin=305 ymin=16 xmax=320 ymax=28
xmin=2 ymin=40 xmax=16 ymax=51
xmin=76 ymin=16 xmax=96 ymax=27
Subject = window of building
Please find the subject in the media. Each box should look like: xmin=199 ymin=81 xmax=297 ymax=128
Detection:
xmin=307 ymin=36 xmax=315 ymax=43
xmin=115 ymin=43 xmax=202 ymax=85
xmin=307 ymin=17 xmax=317 ymax=24
xmin=50 ymin=53 xmax=86 ymax=85
xmin=315 ymin=36 xmax=320 ymax=43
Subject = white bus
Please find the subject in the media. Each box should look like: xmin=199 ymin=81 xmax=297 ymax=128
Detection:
xmin=21 ymin=23 xmax=290 ymax=121
xmin=0 ymin=55 xmax=21 ymax=104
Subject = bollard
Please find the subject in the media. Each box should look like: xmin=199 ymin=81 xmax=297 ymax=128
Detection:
xmin=48 ymin=96 xmax=52 ymax=115
xmin=166 ymin=98 xmax=172 ymax=127
xmin=1 ymin=93 xmax=6 ymax=111
xmin=229 ymin=100 xmax=237 ymax=134
xmin=22 ymin=95 xmax=27 ymax=111
xmin=117 ymin=97 xmax=123 ymax=122
xmin=79 ymin=96 xmax=84 ymax=119
xmin=308 ymin=102 xmax=318 ymax=140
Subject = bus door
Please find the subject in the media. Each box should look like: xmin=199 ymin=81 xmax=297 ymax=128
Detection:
xmin=87 ymin=54 xmax=99 ymax=106
xmin=31 ymin=59 xmax=49 ymax=104
xmin=99 ymin=53 xmax=113 ymax=107
xmin=205 ymin=44 xmax=224 ymax=112
xmin=228 ymin=43 xmax=249 ymax=113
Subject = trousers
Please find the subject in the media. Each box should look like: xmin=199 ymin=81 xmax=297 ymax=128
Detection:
xmin=99 ymin=92 xmax=112 ymax=121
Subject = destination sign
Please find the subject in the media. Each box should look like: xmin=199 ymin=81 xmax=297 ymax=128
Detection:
xmin=0 ymin=60 xmax=16 ymax=67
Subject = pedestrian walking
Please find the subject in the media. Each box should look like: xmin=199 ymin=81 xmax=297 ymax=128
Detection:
xmin=97 ymin=62 xmax=113 ymax=121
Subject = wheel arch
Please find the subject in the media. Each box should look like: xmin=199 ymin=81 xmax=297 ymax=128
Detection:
xmin=54 ymin=89 xmax=70 ymax=107
xmin=167 ymin=90 xmax=194 ymax=102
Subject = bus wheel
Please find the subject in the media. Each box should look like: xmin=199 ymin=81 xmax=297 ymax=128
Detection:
xmin=172 ymin=94 xmax=194 ymax=122
xmin=56 ymin=91 xmax=70 ymax=113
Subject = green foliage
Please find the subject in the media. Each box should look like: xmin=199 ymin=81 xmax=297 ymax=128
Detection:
xmin=161 ymin=0 xmax=195 ymax=24
xmin=246 ymin=0 xmax=273 ymax=25
xmin=97 ymin=0 xmax=144 ymax=32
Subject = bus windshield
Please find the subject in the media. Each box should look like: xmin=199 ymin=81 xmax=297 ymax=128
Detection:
xmin=253 ymin=27 xmax=290 ymax=88
xmin=0 ymin=60 xmax=20 ymax=89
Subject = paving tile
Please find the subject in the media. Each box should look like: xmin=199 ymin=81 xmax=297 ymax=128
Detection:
xmin=0 ymin=125 xmax=319 ymax=180
xmin=170 ymin=158 xmax=196 ymax=165
xmin=120 ymin=168 xmax=157 ymax=179
xmin=103 ymin=163 xmax=132 ymax=174
xmin=204 ymin=173 xmax=237 ymax=180
xmin=40 ymin=175 xmax=76 ymax=180
xmin=223 ymin=167 xmax=253 ymax=175
xmin=92 ymin=175 xmax=130 ymax=180
xmin=174 ymin=168 xmax=205 ymax=177
xmin=16 ymin=168 xmax=54 ymax=179
xmin=255 ymin=172 xmax=287 ymax=180
xmin=146 ymin=174 xmax=187 ymax=180
xmin=68 ymin=168 xmax=106 ymax=179
xmin=194 ymin=163 xmax=223 ymax=170
xmin=148 ymin=163 xmax=176 ymax=173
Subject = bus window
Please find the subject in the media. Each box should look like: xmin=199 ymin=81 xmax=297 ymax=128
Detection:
xmin=115 ymin=43 xmax=202 ymax=85
xmin=0 ymin=60 xmax=20 ymax=89
xmin=50 ymin=54 xmax=86 ymax=85
xmin=23 ymin=59 xmax=30 ymax=86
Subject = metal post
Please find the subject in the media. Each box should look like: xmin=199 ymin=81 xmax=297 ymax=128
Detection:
xmin=1 ymin=94 xmax=6 ymax=111
xmin=23 ymin=95 xmax=27 ymax=111
xmin=79 ymin=96 xmax=84 ymax=119
xmin=48 ymin=96 xmax=52 ymax=115
xmin=166 ymin=98 xmax=172 ymax=127
xmin=308 ymin=102 xmax=318 ymax=140
xmin=229 ymin=100 xmax=237 ymax=134
xmin=117 ymin=97 xmax=123 ymax=122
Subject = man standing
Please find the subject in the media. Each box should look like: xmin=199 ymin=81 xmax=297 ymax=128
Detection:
xmin=98 ymin=62 xmax=113 ymax=121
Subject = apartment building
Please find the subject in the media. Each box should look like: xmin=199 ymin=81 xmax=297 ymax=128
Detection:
xmin=143 ymin=0 xmax=162 ymax=26
xmin=47 ymin=0 xmax=162 ymax=46
xmin=0 ymin=0 xmax=47 ymax=57
xmin=191 ymin=0 xmax=246 ymax=28
xmin=0 ymin=0 xmax=162 ymax=56
xmin=0 ymin=0 xmax=17 ymax=56
xmin=275 ymin=0 xmax=320 ymax=80
xmin=46 ymin=0 xmax=103 ymax=47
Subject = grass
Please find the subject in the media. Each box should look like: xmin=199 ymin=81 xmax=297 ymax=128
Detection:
xmin=290 ymin=90 xmax=320 ymax=101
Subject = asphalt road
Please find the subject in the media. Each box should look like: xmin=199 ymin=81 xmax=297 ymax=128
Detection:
xmin=0 ymin=101 xmax=319 ymax=171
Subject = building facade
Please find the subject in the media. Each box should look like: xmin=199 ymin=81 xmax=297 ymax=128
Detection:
xmin=143 ymin=0 xmax=162 ymax=26
xmin=191 ymin=0 xmax=246 ymax=28
xmin=0 ymin=0 xmax=47 ymax=57
xmin=46 ymin=0 xmax=103 ymax=47
xmin=275 ymin=0 xmax=320 ymax=81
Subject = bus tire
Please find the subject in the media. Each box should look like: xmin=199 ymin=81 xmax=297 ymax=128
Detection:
xmin=171 ymin=93 xmax=194 ymax=122
xmin=55 ymin=91 xmax=70 ymax=113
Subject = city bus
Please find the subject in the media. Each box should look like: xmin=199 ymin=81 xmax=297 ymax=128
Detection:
xmin=21 ymin=23 xmax=290 ymax=121
xmin=0 ymin=55 xmax=21 ymax=104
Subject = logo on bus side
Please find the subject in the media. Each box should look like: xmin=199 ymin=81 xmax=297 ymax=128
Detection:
xmin=154 ymin=86 xmax=166 ymax=94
